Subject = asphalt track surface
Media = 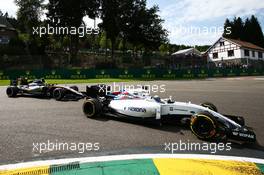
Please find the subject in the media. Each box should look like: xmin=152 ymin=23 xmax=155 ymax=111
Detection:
xmin=0 ymin=77 xmax=264 ymax=165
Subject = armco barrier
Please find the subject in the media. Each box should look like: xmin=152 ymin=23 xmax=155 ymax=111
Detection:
xmin=0 ymin=68 xmax=263 ymax=80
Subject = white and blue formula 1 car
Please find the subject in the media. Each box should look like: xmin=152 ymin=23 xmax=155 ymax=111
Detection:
xmin=83 ymin=86 xmax=256 ymax=143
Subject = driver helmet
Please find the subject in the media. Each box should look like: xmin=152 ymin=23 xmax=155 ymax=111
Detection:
xmin=153 ymin=95 xmax=161 ymax=103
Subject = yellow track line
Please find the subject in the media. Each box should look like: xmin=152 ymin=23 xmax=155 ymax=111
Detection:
xmin=0 ymin=166 xmax=49 ymax=175
xmin=153 ymin=158 xmax=262 ymax=175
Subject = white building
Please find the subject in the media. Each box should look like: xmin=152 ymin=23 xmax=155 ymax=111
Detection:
xmin=170 ymin=48 xmax=206 ymax=69
xmin=207 ymin=37 xmax=264 ymax=65
xmin=172 ymin=48 xmax=202 ymax=57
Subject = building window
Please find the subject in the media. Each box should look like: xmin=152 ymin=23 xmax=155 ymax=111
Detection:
xmin=228 ymin=50 xmax=234 ymax=57
xmin=252 ymin=51 xmax=255 ymax=57
xmin=213 ymin=53 xmax=218 ymax=59
xmin=220 ymin=42 xmax=225 ymax=46
xmin=244 ymin=50 xmax=249 ymax=56
xmin=259 ymin=52 xmax=263 ymax=59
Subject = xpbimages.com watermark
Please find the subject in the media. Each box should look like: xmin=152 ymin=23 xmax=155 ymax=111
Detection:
xmin=97 ymin=83 xmax=166 ymax=95
xmin=32 ymin=24 xmax=100 ymax=37
xmin=32 ymin=140 xmax=100 ymax=154
xmin=164 ymin=140 xmax=232 ymax=154
xmin=172 ymin=25 xmax=232 ymax=36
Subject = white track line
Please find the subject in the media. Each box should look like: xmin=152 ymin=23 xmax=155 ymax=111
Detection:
xmin=0 ymin=154 xmax=264 ymax=171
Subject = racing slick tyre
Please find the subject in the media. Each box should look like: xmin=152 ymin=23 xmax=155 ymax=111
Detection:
xmin=190 ymin=111 xmax=218 ymax=140
xmin=201 ymin=102 xmax=218 ymax=112
xmin=53 ymin=88 xmax=65 ymax=101
xmin=83 ymin=98 xmax=102 ymax=118
xmin=6 ymin=86 xmax=19 ymax=97
xmin=41 ymin=87 xmax=51 ymax=97
xmin=70 ymin=86 xmax=79 ymax=92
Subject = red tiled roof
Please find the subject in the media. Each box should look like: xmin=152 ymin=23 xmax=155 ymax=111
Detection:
xmin=225 ymin=38 xmax=264 ymax=51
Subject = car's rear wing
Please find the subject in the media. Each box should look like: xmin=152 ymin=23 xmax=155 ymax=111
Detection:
xmin=86 ymin=84 xmax=111 ymax=98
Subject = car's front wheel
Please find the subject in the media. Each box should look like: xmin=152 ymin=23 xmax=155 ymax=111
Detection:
xmin=190 ymin=112 xmax=218 ymax=140
xmin=83 ymin=98 xmax=102 ymax=118
xmin=6 ymin=86 xmax=18 ymax=97
xmin=53 ymin=88 xmax=65 ymax=101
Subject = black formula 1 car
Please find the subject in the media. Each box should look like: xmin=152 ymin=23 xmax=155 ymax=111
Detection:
xmin=6 ymin=78 xmax=85 ymax=101
xmin=83 ymin=85 xmax=256 ymax=143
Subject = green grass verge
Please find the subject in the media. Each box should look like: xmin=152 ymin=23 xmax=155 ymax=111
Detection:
xmin=0 ymin=79 xmax=135 ymax=86
xmin=0 ymin=80 xmax=10 ymax=86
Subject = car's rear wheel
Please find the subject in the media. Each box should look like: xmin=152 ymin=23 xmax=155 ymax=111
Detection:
xmin=83 ymin=98 xmax=102 ymax=118
xmin=190 ymin=112 xmax=218 ymax=140
xmin=6 ymin=87 xmax=18 ymax=97
xmin=201 ymin=102 xmax=218 ymax=112
xmin=53 ymin=88 xmax=65 ymax=101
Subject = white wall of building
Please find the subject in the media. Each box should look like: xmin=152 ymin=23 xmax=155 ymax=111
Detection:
xmin=207 ymin=38 xmax=264 ymax=63
xmin=240 ymin=49 xmax=264 ymax=61
xmin=208 ymin=38 xmax=241 ymax=62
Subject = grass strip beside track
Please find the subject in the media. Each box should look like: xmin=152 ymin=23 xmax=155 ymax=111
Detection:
xmin=256 ymin=164 xmax=264 ymax=173
xmin=0 ymin=80 xmax=9 ymax=86
xmin=0 ymin=79 xmax=135 ymax=86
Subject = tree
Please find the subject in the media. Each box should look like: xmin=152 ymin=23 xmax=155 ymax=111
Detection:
xmin=159 ymin=43 xmax=169 ymax=55
xmin=195 ymin=45 xmax=210 ymax=52
xmin=223 ymin=19 xmax=232 ymax=38
xmin=99 ymin=0 xmax=168 ymax=59
xmin=4 ymin=12 xmax=9 ymax=18
xmin=99 ymin=32 xmax=111 ymax=50
xmin=223 ymin=17 xmax=244 ymax=39
xmin=242 ymin=18 xmax=251 ymax=42
xmin=122 ymin=0 xmax=149 ymax=51
xmin=100 ymin=0 xmax=121 ymax=58
xmin=15 ymin=0 xmax=45 ymax=55
xmin=46 ymin=0 xmax=100 ymax=64
xmin=15 ymin=0 xmax=44 ymax=33
xmin=119 ymin=0 xmax=168 ymax=52
xmin=247 ymin=15 xmax=264 ymax=47
xmin=232 ymin=17 xmax=244 ymax=39
xmin=138 ymin=5 xmax=168 ymax=50
xmin=223 ymin=15 xmax=264 ymax=47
